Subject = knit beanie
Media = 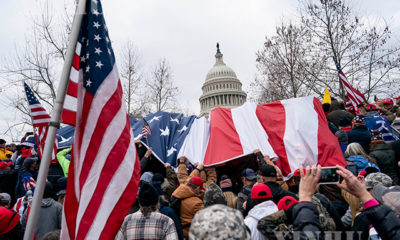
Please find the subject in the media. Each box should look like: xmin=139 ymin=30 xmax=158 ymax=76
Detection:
xmin=0 ymin=206 xmax=20 ymax=235
xmin=204 ymin=183 xmax=227 ymax=207
xmin=219 ymin=175 xmax=233 ymax=192
xmin=138 ymin=182 xmax=159 ymax=207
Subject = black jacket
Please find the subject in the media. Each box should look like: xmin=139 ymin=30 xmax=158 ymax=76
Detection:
xmin=292 ymin=202 xmax=323 ymax=239
xmin=346 ymin=125 xmax=371 ymax=153
xmin=370 ymin=143 xmax=399 ymax=185
xmin=362 ymin=204 xmax=400 ymax=240
xmin=264 ymin=181 xmax=298 ymax=204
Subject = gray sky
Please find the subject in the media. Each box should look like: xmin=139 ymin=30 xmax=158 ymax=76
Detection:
xmin=1 ymin=0 xmax=400 ymax=142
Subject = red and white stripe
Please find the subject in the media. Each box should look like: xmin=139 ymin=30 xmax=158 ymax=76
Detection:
xmin=178 ymin=97 xmax=345 ymax=176
xmin=29 ymin=104 xmax=51 ymax=127
xmin=61 ymin=42 xmax=81 ymax=126
xmin=13 ymin=197 xmax=27 ymax=217
xmin=338 ymin=71 xmax=366 ymax=107
xmin=61 ymin=65 xmax=141 ymax=240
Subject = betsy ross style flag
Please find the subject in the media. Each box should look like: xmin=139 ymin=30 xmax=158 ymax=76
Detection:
xmin=332 ymin=57 xmax=366 ymax=108
xmin=60 ymin=0 xmax=141 ymax=239
xmin=24 ymin=82 xmax=58 ymax=163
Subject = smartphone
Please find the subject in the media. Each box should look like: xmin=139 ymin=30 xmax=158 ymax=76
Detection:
xmin=346 ymin=165 xmax=358 ymax=177
xmin=319 ymin=167 xmax=340 ymax=184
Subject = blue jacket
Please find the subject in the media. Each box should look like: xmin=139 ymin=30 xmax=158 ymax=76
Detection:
xmin=346 ymin=155 xmax=380 ymax=173
xmin=346 ymin=125 xmax=372 ymax=153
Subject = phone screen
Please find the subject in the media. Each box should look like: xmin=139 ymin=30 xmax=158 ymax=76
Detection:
xmin=319 ymin=167 xmax=340 ymax=184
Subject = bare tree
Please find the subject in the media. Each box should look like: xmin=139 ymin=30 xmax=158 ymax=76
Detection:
xmin=299 ymin=0 xmax=400 ymax=100
xmin=146 ymin=58 xmax=180 ymax=112
xmin=119 ymin=41 xmax=149 ymax=117
xmin=251 ymin=22 xmax=325 ymax=103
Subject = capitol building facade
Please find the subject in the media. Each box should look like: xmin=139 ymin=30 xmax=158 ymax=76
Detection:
xmin=199 ymin=44 xmax=247 ymax=117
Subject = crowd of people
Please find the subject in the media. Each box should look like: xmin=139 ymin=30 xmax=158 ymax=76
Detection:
xmin=1 ymin=96 xmax=400 ymax=240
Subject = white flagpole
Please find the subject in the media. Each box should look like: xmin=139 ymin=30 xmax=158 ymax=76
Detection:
xmin=23 ymin=0 xmax=87 ymax=239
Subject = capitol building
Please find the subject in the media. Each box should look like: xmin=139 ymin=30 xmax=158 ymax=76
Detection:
xmin=199 ymin=43 xmax=247 ymax=117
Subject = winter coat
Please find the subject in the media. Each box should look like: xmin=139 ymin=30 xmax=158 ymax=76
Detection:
xmin=327 ymin=110 xmax=354 ymax=127
xmin=56 ymin=148 xmax=71 ymax=177
xmin=22 ymin=198 xmax=62 ymax=240
xmin=244 ymin=200 xmax=278 ymax=240
xmin=160 ymin=199 xmax=184 ymax=240
xmin=346 ymin=155 xmax=380 ymax=173
xmin=237 ymin=183 xmax=254 ymax=215
xmin=0 ymin=168 xmax=18 ymax=201
xmin=292 ymin=202 xmax=323 ymax=240
xmin=353 ymin=204 xmax=400 ymax=240
xmin=370 ymin=143 xmax=399 ymax=184
xmin=264 ymin=182 xmax=298 ymax=205
xmin=347 ymin=125 xmax=372 ymax=153
xmin=177 ymin=163 xmax=217 ymax=189
xmin=171 ymin=184 xmax=204 ymax=237
xmin=257 ymin=209 xmax=293 ymax=240
xmin=0 ymin=148 xmax=13 ymax=161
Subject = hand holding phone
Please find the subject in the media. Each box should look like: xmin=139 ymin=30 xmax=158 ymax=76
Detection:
xmin=319 ymin=167 xmax=340 ymax=184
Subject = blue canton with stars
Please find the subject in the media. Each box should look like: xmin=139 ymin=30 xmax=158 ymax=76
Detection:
xmin=24 ymin=82 xmax=41 ymax=105
xmin=79 ymin=0 xmax=116 ymax=94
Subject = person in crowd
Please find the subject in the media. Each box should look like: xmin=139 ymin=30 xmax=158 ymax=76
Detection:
xmin=41 ymin=230 xmax=61 ymax=240
xmin=257 ymin=196 xmax=298 ymax=240
xmin=115 ymin=182 xmax=178 ymax=240
xmin=326 ymin=100 xmax=354 ymax=127
xmin=189 ymin=204 xmax=250 ymax=240
xmin=22 ymin=182 xmax=62 ymax=240
xmin=162 ymin=163 xmax=179 ymax=200
xmin=346 ymin=115 xmax=372 ymax=153
xmin=13 ymin=177 xmax=35 ymax=217
xmin=244 ymin=183 xmax=278 ymax=240
xmin=0 ymin=139 xmax=13 ymax=161
xmin=177 ymin=156 xmax=216 ymax=189
xmin=56 ymin=177 xmax=67 ymax=204
xmin=0 ymin=161 xmax=17 ymax=203
xmin=254 ymin=150 xmax=288 ymax=190
xmin=335 ymin=116 xmax=352 ymax=152
xmin=151 ymin=173 xmax=184 ymax=240
xmin=0 ymin=193 xmax=11 ymax=209
xmin=56 ymin=148 xmax=71 ymax=177
xmin=375 ymin=98 xmax=396 ymax=122
xmin=0 ymin=203 xmax=23 ymax=240
xmin=203 ymin=182 xmax=227 ymax=207
xmin=171 ymin=175 xmax=204 ymax=238
xmin=369 ymin=130 xmax=399 ymax=185
xmin=257 ymin=164 xmax=297 ymax=204
xmin=10 ymin=145 xmax=23 ymax=166
xmin=237 ymin=168 xmax=257 ymax=215
xmin=219 ymin=175 xmax=237 ymax=208
xmin=15 ymin=157 xmax=38 ymax=199
xmin=345 ymin=142 xmax=380 ymax=173
xmin=394 ymin=96 xmax=400 ymax=116
xmin=140 ymin=147 xmax=153 ymax=174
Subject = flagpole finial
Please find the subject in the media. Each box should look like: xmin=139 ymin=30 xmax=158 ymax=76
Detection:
xmin=216 ymin=42 xmax=220 ymax=54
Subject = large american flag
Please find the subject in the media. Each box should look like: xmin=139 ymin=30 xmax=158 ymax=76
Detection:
xmin=332 ymin=57 xmax=366 ymax=107
xmin=24 ymin=82 xmax=58 ymax=163
xmin=60 ymin=0 xmax=141 ymax=239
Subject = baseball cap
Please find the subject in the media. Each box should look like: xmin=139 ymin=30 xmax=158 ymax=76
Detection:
xmin=241 ymin=168 xmax=257 ymax=181
xmin=382 ymin=190 xmax=400 ymax=215
xmin=251 ymin=183 xmax=272 ymax=200
xmin=293 ymin=168 xmax=306 ymax=177
xmin=189 ymin=176 xmax=205 ymax=190
xmin=277 ymin=196 xmax=298 ymax=210
xmin=0 ymin=161 xmax=12 ymax=170
xmin=0 ymin=193 xmax=11 ymax=203
xmin=259 ymin=164 xmax=277 ymax=178
xmin=384 ymin=98 xmax=394 ymax=105
xmin=365 ymin=172 xmax=392 ymax=189
xmin=394 ymin=96 xmax=400 ymax=100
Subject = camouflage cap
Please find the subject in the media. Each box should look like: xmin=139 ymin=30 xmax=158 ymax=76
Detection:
xmin=203 ymin=183 xmax=227 ymax=207
xmin=189 ymin=204 xmax=250 ymax=240
xmin=365 ymin=172 xmax=392 ymax=189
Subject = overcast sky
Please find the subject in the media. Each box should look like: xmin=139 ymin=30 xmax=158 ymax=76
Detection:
xmin=1 ymin=0 xmax=400 ymax=142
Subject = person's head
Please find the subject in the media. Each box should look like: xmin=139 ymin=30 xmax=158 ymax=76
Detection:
xmin=277 ymin=196 xmax=298 ymax=211
xmin=0 ymin=139 xmax=6 ymax=148
xmin=43 ymin=181 xmax=54 ymax=199
xmin=241 ymin=168 xmax=257 ymax=186
xmin=189 ymin=204 xmax=250 ymax=240
xmin=345 ymin=142 xmax=369 ymax=159
xmin=219 ymin=175 xmax=233 ymax=192
xmin=187 ymin=176 xmax=204 ymax=195
xmin=41 ymin=230 xmax=61 ymax=240
xmin=365 ymin=172 xmax=392 ymax=193
xmin=0 ymin=193 xmax=11 ymax=208
xmin=140 ymin=171 xmax=154 ymax=184
xmin=383 ymin=98 xmax=394 ymax=110
xmin=258 ymin=164 xmax=277 ymax=183
xmin=338 ymin=116 xmax=352 ymax=129
xmin=395 ymin=96 xmax=400 ymax=105
xmin=23 ymin=157 xmax=37 ymax=171
xmin=138 ymin=182 xmax=160 ymax=216
xmin=322 ymin=103 xmax=331 ymax=113
xmin=352 ymin=115 xmax=365 ymax=128
xmin=250 ymin=183 xmax=273 ymax=206
xmin=204 ymin=183 xmax=227 ymax=207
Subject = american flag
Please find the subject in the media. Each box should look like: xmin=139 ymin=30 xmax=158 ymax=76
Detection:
xmin=141 ymin=118 xmax=152 ymax=139
xmin=60 ymin=1 xmax=141 ymax=239
xmin=332 ymin=57 xmax=366 ymax=107
xmin=24 ymin=82 xmax=58 ymax=163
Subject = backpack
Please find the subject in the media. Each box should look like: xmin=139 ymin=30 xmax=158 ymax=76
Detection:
xmin=170 ymin=196 xmax=182 ymax=216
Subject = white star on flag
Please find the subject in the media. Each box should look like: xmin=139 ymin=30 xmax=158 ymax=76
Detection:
xmin=149 ymin=116 xmax=161 ymax=123
xmin=86 ymin=79 xmax=92 ymax=87
xmin=170 ymin=117 xmax=180 ymax=124
xmin=178 ymin=125 xmax=188 ymax=133
xmin=166 ymin=147 xmax=177 ymax=157
xmin=94 ymin=34 xmax=101 ymax=42
xmin=94 ymin=47 xmax=102 ymax=55
xmin=95 ymin=61 xmax=103 ymax=68
xmin=93 ymin=22 xmax=101 ymax=29
xmin=160 ymin=126 xmax=170 ymax=136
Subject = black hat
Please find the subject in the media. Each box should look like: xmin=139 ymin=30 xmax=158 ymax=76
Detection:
xmin=152 ymin=173 xmax=164 ymax=184
xmin=0 ymin=139 xmax=5 ymax=145
xmin=138 ymin=182 xmax=159 ymax=207
xmin=259 ymin=165 xmax=277 ymax=178
xmin=241 ymin=168 xmax=257 ymax=181
xmin=338 ymin=116 xmax=352 ymax=127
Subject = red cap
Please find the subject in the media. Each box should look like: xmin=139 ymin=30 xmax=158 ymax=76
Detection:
xmin=0 ymin=206 xmax=21 ymax=235
xmin=21 ymin=148 xmax=32 ymax=158
xmin=0 ymin=161 xmax=12 ymax=170
xmin=251 ymin=183 xmax=272 ymax=200
xmin=189 ymin=176 xmax=204 ymax=190
xmin=384 ymin=98 xmax=394 ymax=105
xmin=277 ymin=196 xmax=298 ymax=210
xmin=293 ymin=168 xmax=306 ymax=177
xmin=394 ymin=96 xmax=400 ymax=100
xmin=359 ymin=170 xmax=367 ymax=176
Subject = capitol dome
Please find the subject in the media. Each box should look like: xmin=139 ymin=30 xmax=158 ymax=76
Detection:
xmin=199 ymin=43 xmax=247 ymax=117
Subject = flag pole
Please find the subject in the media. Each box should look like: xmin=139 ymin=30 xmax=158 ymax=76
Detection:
xmin=23 ymin=0 xmax=87 ymax=239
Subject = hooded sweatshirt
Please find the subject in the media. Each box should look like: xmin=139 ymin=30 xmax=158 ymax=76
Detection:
xmin=244 ymin=200 xmax=278 ymax=240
